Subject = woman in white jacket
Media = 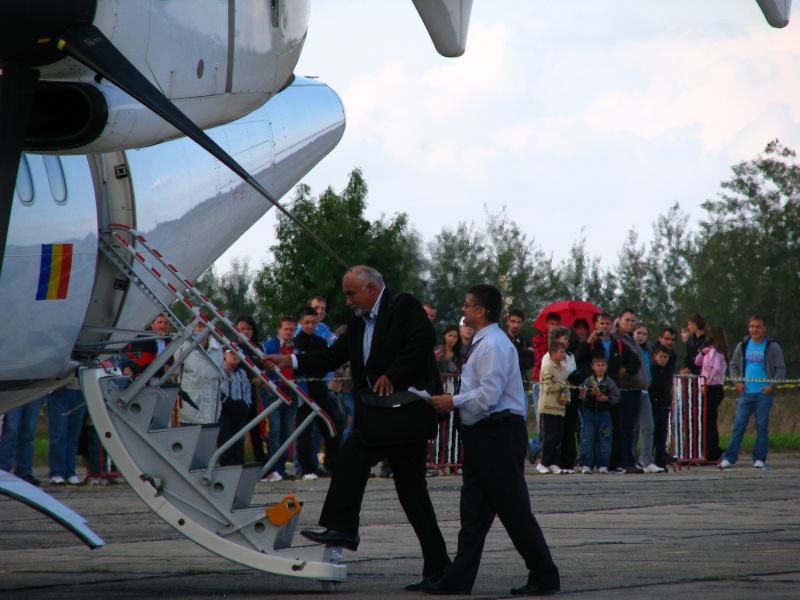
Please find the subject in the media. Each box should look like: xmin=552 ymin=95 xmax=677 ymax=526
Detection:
xmin=177 ymin=322 xmax=224 ymax=425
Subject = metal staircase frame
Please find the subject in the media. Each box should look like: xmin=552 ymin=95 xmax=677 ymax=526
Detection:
xmin=77 ymin=224 xmax=346 ymax=586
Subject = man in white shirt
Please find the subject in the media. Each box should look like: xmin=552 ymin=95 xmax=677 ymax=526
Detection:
xmin=424 ymin=284 xmax=560 ymax=596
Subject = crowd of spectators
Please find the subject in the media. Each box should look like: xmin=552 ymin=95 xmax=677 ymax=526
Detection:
xmin=0 ymin=295 xmax=786 ymax=488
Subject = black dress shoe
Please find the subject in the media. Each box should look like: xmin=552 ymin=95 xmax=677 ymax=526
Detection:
xmin=21 ymin=473 xmax=41 ymax=487
xmin=510 ymin=582 xmax=560 ymax=595
xmin=419 ymin=580 xmax=465 ymax=595
xmin=405 ymin=576 xmax=433 ymax=591
xmin=300 ymin=528 xmax=360 ymax=551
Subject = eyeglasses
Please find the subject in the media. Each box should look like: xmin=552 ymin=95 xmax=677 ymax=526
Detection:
xmin=462 ymin=302 xmax=484 ymax=309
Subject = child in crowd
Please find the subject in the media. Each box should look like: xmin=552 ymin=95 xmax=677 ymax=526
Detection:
xmin=537 ymin=340 xmax=570 ymax=474
xmin=695 ymin=325 xmax=730 ymax=461
xmin=578 ymin=354 xmax=619 ymax=474
xmin=649 ymin=345 xmax=675 ymax=469
xmin=217 ymin=344 xmax=252 ymax=466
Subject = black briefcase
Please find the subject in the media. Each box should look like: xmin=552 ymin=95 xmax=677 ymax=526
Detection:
xmin=357 ymin=389 xmax=438 ymax=446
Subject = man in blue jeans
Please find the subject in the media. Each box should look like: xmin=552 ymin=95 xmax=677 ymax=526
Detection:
xmin=0 ymin=397 xmax=46 ymax=486
xmin=720 ymin=315 xmax=785 ymax=469
xmin=47 ymin=382 xmax=87 ymax=485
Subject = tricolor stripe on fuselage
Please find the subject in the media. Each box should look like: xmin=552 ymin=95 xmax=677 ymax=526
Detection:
xmin=36 ymin=244 xmax=73 ymax=300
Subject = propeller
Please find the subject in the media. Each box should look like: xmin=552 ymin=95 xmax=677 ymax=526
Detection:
xmin=55 ymin=25 xmax=349 ymax=269
xmin=0 ymin=0 xmax=96 ymax=274
xmin=0 ymin=63 xmax=38 ymax=274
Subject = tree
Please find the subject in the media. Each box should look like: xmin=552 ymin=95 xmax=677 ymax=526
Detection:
xmin=253 ymin=169 xmax=425 ymax=332
xmin=555 ymin=233 xmax=617 ymax=311
xmin=424 ymin=207 xmax=559 ymax=330
xmin=685 ymin=139 xmax=800 ymax=374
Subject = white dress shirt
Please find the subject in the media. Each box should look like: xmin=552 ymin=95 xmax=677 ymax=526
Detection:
xmin=453 ymin=322 xmax=527 ymax=425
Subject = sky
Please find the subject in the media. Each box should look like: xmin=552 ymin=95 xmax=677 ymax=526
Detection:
xmin=215 ymin=0 xmax=800 ymax=274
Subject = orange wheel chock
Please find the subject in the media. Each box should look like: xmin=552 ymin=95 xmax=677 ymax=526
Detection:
xmin=266 ymin=494 xmax=301 ymax=526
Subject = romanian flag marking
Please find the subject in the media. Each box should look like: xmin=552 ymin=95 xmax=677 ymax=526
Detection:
xmin=36 ymin=244 xmax=73 ymax=300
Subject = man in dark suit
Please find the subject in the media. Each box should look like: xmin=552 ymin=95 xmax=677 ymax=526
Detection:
xmin=264 ymin=265 xmax=450 ymax=590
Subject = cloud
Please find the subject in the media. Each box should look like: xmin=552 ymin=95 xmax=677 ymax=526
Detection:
xmin=497 ymin=24 xmax=800 ymax=160
xmin=151 ymin=175 xmax=173 ymax=190
xmin=339 ymin=21 xmax=517 ymax=181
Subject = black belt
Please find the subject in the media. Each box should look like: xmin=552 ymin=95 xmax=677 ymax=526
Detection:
xmin=462 ymin=409 xmax=513 ymax=430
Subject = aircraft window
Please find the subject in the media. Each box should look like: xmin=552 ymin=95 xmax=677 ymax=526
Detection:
xmin=271 ymin=0 xmax=280 ymax=27
xmin=15 ymin=155 xmax=34 ymax=205
xmin=44 ymin=155 xmax=68 ymax=204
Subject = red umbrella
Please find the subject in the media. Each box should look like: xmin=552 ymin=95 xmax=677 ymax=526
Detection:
xmin=533 ymin=300 xmax=601 ymax=332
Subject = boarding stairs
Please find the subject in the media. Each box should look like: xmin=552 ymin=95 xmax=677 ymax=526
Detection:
xmin=79 ymin=224 xmax=345 ymax=588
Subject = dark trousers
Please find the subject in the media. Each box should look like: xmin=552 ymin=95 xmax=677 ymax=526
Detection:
xmin=247 ymin=384 xmax=267 ymax=464
xmin=318 ymin=432 xmax=450 ymax=577
xmin=438 ymin=416 xmax=560 ymax=594
xmin=619 ymin=390 xmax=642 ymax=468
xmin=559 ymin=402 xmax=580 ymax=469
xmin=609 ymin=402 xmax=622 ymax=470
xmin=652 ymin=406 xmax=671 ymax=467
xmin=217 ymin=400 xmax=250 ymax=466
xmin=297 ymin=392 xmax=340 ymax=475
xmin=705 ymin=385 xmax=725 ymax=461
xmin=540 ymin=413 xmax=564 ymax=467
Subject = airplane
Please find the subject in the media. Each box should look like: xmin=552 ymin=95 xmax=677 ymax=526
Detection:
xmin=0 ymin=0 xmax=791 ymax=591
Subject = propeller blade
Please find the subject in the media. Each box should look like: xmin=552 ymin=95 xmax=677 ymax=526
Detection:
xmin=0 ymin=62 xmax=39 ymax=275
xmin=56 ymin=25 xmax=349 ymax=269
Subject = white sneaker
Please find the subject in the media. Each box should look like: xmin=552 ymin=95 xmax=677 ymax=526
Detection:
xmin=548 ymin=465 xmax=562 ymax=474
xmin=718 ymin=459 xmax=733 ymax=469
xmin=598 ymin=467 xmax=609 ymax=474
xmin=753 ymin=460 xmax=765 ymax=469
xmin=86 ymin=477 xmax=108 ymax=486
xmin=301 ymin=473 xmax=319 ymax=481
xmin=561 ymin=468 xmax=575 ymax=474
xmin=535 ymin=463 xmax=550 ymax=475
xmin=263 ymin=472 xmax=282 ymax=482
xmin=66 ymin=475 xmax=82 ymax=485
xmin=643 ymin=464 xmax=665 ymax=474
xmin=49 ymin=475 xmax=65 ymax=485
xmin=580 ymin=466 xmax=592 ymax=475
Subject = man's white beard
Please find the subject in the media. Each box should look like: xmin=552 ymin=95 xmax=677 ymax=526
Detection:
xmin=353 ymin=307 xmax=369 ymax=318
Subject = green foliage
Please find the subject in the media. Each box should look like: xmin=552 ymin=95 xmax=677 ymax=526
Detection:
xmin=253 ymin=169 xmax=424 ymax=333
xmin=424 ymin=207 xmax=558 ymax=329
xmin=685 ymin=139 xmax=800 ymax=374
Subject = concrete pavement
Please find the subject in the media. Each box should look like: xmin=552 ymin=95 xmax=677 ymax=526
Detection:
xmin=1 ymin=456 xmax=799 ymax=599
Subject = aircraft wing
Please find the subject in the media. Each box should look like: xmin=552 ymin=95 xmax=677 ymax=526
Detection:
xmin=0 ymin=470 xmax=105 ymax=549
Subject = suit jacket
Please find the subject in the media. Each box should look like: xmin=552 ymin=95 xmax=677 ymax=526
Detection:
xmin=295 ymin=289 xmax=442 ymax=420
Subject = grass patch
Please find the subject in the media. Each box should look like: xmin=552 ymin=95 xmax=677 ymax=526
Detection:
xmin=719 ymin=433 xmax=800 ymax=452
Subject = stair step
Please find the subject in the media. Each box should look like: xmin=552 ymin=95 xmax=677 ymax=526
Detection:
xmin=192 ymin=424 xmax=222 ymax=470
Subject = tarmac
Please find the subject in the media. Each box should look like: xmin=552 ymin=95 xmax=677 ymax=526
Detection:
xmin=1 ymin=456 xmax=799 ymax=599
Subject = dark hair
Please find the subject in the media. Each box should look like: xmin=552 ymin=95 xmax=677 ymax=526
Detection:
xmin=652 ymin=344 xmax=671 ymax=357
xmin=441 ymin=324 xmax=463 ymax=365
xmin=573 ymin=318 xmax=589 ymax=330
xmin=549 ymin=326 xmax=571 ymax=344
xmin=548 ymin=340 xmax=567 ymax=353
xmin=591 ymin=354 xmax=608 ymax=363
xmin=309 ymin=296 xmax=327 ymax=306
xmin=688 ymin=313 xmax=706 ymax=330
xmin=468 ymin=284 xmax=502 ymax=323
xmin=277 ymin=315 xmax=298 ymax=328
xmin=235 ymin=315 xmax=261 ymax=345
xmin=593 ymin=311 xmax=612 ymax=323
xmin=659 ymin=326 xmax=677 ymax=338
xmin=618 ymin=306 xmax=636 ymax=319
xmin=298 ymin=306 xmax=318 ymax=320
xmin=545 ymin=311 xmax=561 ymax=323
xmin=748 ymin=314 xmax=766 ymax=326
xmin=423 ymin=301 xmax=437 ymax=310
xmin=508 ymin=308 xmax=525 ymax=320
